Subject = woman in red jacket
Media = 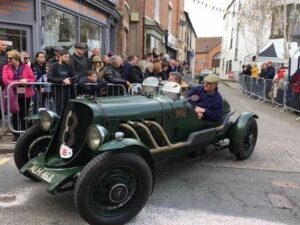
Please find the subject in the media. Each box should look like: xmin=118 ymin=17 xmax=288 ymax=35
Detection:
xmin=2 ymin=50 xmax=36 ymax=142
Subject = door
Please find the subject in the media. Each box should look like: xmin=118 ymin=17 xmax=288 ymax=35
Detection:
xmin=0 ymin=23 xmax=32 ymax=55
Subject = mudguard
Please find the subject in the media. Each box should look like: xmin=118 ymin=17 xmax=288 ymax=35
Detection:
xmin=229 ymin=112 xmax=258 ymax=153
xmin=99 ymin=138 xmax=155 ymax=172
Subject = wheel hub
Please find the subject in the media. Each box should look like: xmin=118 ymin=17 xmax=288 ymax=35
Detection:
xmin=109 ymin=184 xmax=129 ymax=203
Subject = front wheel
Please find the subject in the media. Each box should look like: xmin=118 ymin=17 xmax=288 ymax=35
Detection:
xmin=74 ymin=152 xmax=153 ymax=225
xmin=14 ymin=125 xmax=51 ymax=180
xmin=229 ymin=118 xmax=258 ymax=160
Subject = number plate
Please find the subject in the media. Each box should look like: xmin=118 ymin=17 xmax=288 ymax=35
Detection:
xmin=59 ymin=144 xmax=73 ymax=159
xmin=28 ymin=164 xmax=54 ymax=183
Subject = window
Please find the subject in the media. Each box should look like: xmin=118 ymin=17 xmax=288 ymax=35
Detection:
xmin=168 ymin=7 xmax=172 ymax=32
xmin=154 ymin=0 xmax=160 ymax=22
xmin=41 ymin=4 xmax=76 ymax=52
xmin=80 ymin=18 xmax=102 ymax=56
xmin=229 ymin=28 xmax=234 ymax=49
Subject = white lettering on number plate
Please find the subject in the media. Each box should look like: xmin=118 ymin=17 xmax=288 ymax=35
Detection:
xmin=60 ymin=144 xmax=73 ymax=159
xmin=28 ymin=165 xmax=54 ymax=183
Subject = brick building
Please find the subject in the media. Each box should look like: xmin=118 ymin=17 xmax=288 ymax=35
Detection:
xmin=194 ymin=37 xmax=222 ymax=75
xmin=116 ymin=0 xmax=196 ymax=66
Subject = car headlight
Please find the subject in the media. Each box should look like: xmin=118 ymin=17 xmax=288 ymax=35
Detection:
xmin=39 ymin=109 xmax=58 ymax=131
xmin=86 ymin=125 xmax=108 ymax=150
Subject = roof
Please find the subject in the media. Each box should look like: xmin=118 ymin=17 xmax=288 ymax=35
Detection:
xmin=195 ymin=37 xmax=222 ymax=53
xmin=184 ymin=11 xmax=197 ymax=37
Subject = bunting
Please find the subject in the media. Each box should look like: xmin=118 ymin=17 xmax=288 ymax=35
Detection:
xmin=191 ymin=0 xmax=227 ymax=13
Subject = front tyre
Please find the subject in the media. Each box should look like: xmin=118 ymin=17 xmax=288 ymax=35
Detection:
xmin=229 ymin=118 xmax=258 ymax=160
xmin=74 ymin=152 xmax=153 ymax=225
xmin=14 ymin=125 xmax=51 ymax=180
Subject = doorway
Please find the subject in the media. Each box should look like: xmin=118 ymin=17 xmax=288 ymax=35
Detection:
xmin=0 ymin=23 xmax=32 ymax=55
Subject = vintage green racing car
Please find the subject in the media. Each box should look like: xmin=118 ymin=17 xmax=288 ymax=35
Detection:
xmin=14 ymin=77 xmax=258 ymax=225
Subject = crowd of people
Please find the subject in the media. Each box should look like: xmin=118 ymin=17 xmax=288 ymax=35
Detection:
xmin=240 ymin=60 xmax=300 ymax=114
xmin=0 ymin=36 xmax=192 ymax=142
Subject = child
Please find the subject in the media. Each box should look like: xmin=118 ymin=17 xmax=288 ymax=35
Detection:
xmin=77 ymin=70 xmax=107 ymax=97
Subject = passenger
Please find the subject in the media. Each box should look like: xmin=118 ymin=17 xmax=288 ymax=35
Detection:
xmin=168 ymin=71 xmax=189 ymax=95
xmin=188 ymin=74 xmax=223 ymax=122
xmin=77 ymin=70 xmax=107 ymax=97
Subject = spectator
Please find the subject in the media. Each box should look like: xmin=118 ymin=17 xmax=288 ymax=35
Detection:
xmin=167 ymin=59 xmax=177 ymax=78
xmin=104 ymin=55 xmax=129 ymax=86
xmin=144 ymin=62 xmax=154 ymax=78
xmin=243 ymin=63 xmax=252 ymax=76
xmin=91 ymin=47 xmax=101 ymax=59
xmin=251 ymin=63 xmax=259 ymax=78
xmin=272 ymin=68 xmax=286 ymax=104
xmin=47 ymin=46 xmax=64 ymax=64
xmin=107 ymin=51 xmax=114 ymax=58
xmin=130 ymin=58 xmax=144 ymax=84
xmin=290 ymin=68 xmax=300 ymax=114
xmin=77 ymin=70 xmax=107 ymax=96
xmin=21 ymin=51 xmax=31 ymax=66
xmin=161 ymin=61 xmax=169 ymax=81
xmin=70 ymin=43 xmax=91 ymax=77
xmin=0 ymin=35 xmax=8 ymax=89
xmin=47 ymin=50 xmax=76 ymax=115
xmin=265 ymin=61 xmax=275 ymax=79
xmin=259 ymin=63 xmax=267 ymax=78
xmin=31 ymin=52 xmax=47 ymax=113
xmin=91 ymin=56 xmax=105 ymax=80
xmin=152 ymin=47 xmax=159 ymax=58
xmin=153 ymin=59 xmax=164 ymax=80
xmin=122 ymin=55 xmax=138 ymax=81
xmin=2 ymin=50 xmax=36 ymax=143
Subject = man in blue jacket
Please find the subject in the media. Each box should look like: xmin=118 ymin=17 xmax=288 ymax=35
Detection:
xmin=188 ymin=74 xmax=223 ymax=122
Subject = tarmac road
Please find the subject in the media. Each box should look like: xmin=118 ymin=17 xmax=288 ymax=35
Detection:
xmin=0 ymin=82 xmax=299 ymax=225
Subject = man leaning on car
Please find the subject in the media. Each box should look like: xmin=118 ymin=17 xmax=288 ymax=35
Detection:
xmin=188 ymin=74 xmax=223 ymax=122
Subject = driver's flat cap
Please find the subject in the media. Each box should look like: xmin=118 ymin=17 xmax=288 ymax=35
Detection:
xmin=204 ymin=74 xmax=220 ymax=83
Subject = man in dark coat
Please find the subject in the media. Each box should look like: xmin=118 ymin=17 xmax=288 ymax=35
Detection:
xmin=70 ymin=43 xmax=92 ymax=77
xmin=265 ymin=61 xmax=275 ymax=79
xmin=47 ymin=50 xmax=77 ymax=115
xmin=188 ymin=74 xmax=223 ymax=122
xmin=122 ymin=55 xmax=138 ymax=81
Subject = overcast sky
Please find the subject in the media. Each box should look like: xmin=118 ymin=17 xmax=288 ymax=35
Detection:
xmin=185 ymin=0 xmax=232 ymax=37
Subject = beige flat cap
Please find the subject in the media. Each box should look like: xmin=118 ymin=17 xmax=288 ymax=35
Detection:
xmin=204 ymin=74 xmax=220 ymax=83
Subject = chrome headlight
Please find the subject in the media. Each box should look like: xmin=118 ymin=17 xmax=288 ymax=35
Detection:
xmin=86 ymin=125 xmax=108 ymax=150
xmin=39 ymin=109 xmax=58 ymax=131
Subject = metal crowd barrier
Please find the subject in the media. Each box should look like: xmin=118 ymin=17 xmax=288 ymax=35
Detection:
xmin=239 ymin=74 xmax=300 ymax=120
xmin=3 ymin=82 xmax=127 ymax=134
xmin=0 ymin=86 xmax=5 ymax=133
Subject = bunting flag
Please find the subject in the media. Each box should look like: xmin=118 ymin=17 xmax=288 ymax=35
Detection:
xmin=191 ymin=0 xmax=227 ymax=13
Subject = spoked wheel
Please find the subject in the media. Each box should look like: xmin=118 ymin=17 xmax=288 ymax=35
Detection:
xmin=74 ymin=152 xmax=153 ymax=225
xmin=14 ymin=125 xmax=51 ymax=180
xmin=229 ymin=118 xmax=258 ymax=160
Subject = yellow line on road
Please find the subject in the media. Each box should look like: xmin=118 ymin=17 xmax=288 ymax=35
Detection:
xmin=0 ymin=158 xmax=10 ymax=166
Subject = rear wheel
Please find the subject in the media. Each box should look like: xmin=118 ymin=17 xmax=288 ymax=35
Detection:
xmin=229 ymin=118 xmax=258 ymax=160
xmin=74 ymin=152 xmax=153 ymax=225
xmin=14 ymin=125 xmax=51 ymax=180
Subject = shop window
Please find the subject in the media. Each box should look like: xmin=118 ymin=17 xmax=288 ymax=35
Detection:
xmin=41 ymin=4 xmax=76 ymax=53
xmin=80 ymin=19 xmax=102 ymax=57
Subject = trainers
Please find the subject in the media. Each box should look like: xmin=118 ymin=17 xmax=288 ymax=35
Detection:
xmin=11 ymin=136 xmax=19 ymax=144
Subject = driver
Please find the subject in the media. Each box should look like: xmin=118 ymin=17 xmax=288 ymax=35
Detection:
xmin=188 ymin=74 xmax=223 ymax=122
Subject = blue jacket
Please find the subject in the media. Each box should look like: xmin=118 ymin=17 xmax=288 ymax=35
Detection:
xmin=188 ymin=85 xmax=223 ymax=122
xmin=265 ymin=65 xmax=275 ymax=79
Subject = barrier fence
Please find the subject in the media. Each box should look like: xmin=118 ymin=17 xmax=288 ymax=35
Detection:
xmin=239 ymin=74 xmax=300 ymax=120
xmin=1 ymin=82 xmax=127 ymax=134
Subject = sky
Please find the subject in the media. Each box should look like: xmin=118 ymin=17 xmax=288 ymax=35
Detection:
xmin=185 ymin=0 xmax=233 ymax=37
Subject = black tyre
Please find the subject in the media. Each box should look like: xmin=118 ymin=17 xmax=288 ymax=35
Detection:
xmin=14 ymin=125 xmax=51 ymax=180
xmin=74 ymin=152 xmax=153 ymax=225
xmin=229 ymin=118 xmax=258 ymax=160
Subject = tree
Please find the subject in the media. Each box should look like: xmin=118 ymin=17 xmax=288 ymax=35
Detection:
xmin=271 ymin=0 xmax=300 ymax=61
xmin=237 ymin=0 xmax=274 ymax=62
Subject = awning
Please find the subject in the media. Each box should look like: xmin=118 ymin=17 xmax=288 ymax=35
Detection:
xmin=259 ymin=43 xmax=277 ymax=57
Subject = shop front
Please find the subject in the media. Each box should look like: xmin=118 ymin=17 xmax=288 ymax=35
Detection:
xmin=144 ymin=17 xmax=165 ymax=56
xmin=0 ymin=0 xmax=121 ymax=58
